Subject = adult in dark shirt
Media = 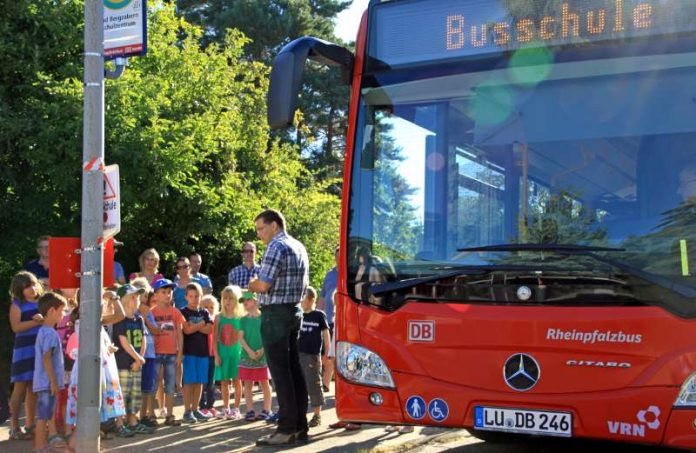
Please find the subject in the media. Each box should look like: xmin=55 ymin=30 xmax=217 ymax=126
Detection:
xmin=317 ymin=247 xmax=339 ymax=390
xmin=24 ymin=236 xmax=50 ymax=287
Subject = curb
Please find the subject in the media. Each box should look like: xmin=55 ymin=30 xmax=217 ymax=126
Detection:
xmin=368 ymin=428 xmax=470 ymax=453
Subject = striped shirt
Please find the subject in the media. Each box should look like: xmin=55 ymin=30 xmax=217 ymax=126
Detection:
xmin=258 ymin=231 xmax=309 ymax=306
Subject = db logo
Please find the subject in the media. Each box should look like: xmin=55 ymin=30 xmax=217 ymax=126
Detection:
xmin=408 ymin=320 xmax=435 ymax=342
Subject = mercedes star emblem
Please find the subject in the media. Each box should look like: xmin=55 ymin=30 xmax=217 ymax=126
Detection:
xmin=503 ymin=353 xmax=540 ymax=391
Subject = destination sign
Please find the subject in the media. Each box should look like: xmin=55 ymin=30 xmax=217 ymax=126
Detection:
xmin=368 ymin=0 xmax=696 ymax=68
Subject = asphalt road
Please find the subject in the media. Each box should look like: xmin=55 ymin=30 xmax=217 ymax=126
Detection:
xmin=0 ymin=383 xmax=688 ymax=452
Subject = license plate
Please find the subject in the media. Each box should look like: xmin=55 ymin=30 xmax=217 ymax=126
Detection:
xmin=474 ymin=406 xmax=572 ymax=437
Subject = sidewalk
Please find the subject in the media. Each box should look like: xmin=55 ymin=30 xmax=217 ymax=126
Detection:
xmin=0 ymin=383 xmax=467 ymax=452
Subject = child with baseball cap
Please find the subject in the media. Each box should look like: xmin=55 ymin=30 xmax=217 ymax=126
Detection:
xmin=149 ymin=278 xmax=183 ymax=426
xmin=111 ymin=284 xmax=154 ymax=435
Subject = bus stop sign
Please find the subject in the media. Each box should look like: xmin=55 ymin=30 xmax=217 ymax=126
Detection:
xmin=103 ymin=164 xmax=120 ymax=240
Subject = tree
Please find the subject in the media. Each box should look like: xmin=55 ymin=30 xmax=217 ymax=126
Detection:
xmin=176 ymin=0 xmax=350 ymax=59
xmin=176 ymin=0 xmax=353 ymax=186
xmin=0 ymin=1 xmax=340 ymax=381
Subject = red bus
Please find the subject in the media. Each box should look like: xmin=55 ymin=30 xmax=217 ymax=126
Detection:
xmin=268 ymin=0 xmax=696 ymax=448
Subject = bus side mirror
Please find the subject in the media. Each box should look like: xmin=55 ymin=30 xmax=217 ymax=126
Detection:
xmin=268 ymin=36 xmax=355 ymax=129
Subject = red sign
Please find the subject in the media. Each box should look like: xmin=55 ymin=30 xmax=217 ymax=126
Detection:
xmin=408 ymin=320 xmax=435 ymax=342
xmin=48 ymin=237 xmax=115 ymax=289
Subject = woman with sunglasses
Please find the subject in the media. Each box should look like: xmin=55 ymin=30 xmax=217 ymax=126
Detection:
xmin=172 ymin=257 xmax=202 ymax=310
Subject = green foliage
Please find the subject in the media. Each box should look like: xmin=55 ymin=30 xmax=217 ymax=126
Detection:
xmin=176 ymin=0 xmax=351 ymax=59
xmin=0 ymin=1 xmax=341 ymax=381
xmin=176 ymin=0 xmax=353 ymax=185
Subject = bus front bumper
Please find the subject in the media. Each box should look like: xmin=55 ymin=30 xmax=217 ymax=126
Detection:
xmin=335 ymin=371 xmax=696 ymax=449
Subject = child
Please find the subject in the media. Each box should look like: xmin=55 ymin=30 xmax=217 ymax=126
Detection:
xmin=198 ymin=294 xmax=219 ymax=418
xmin=238 ymin=291 xmax=272 ymax=421
xmin=213 ymin=286 xmax=244 ymax=420
xmin=298 ymin=287 xmax=330 ymax=427
xmin=67 ymin=291 xmax=128 ymax=439
xmin=54 ymin=288 xmax=78 ymax=436
xmin=180 ymin=282 xmax=213 ymax=423
xmin=8 ymin=270 xmax=44 ymax=440
xmin=132 ymin=278 xmax=159 ymax=428
xmin=33 ymin=292 xmax=67 ymax=452
xmin=150 ymin=279 xmax=183 ymax=426
xmin=111 ymin=284 xmax=154 ymax=435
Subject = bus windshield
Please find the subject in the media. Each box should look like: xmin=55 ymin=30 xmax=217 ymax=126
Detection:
xmin=347 ymin=44 xmax=696 ymax=311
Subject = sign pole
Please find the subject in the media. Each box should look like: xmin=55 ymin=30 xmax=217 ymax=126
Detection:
xmin=77 ymin=0 xmax=105 ymax=450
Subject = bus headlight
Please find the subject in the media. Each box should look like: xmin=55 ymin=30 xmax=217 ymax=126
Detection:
xmin=336 ymin=341 xmax=395 ymax=389
xmin=675 ymin=372 xmax=696 ymax=407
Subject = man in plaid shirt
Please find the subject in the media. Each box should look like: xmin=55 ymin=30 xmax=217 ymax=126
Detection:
xmin=248 ymin=209 xmax=309 ymax=446
xmin=227 ymin=242 xmax=261 ymax=288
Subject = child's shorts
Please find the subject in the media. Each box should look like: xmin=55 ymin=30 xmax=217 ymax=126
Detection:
xmin=36 ymin=390 xmax=57 ymax=421
xmin=141 ymin=359 xmax=157 ymax=394
xmin=183 ymin=355 xmax=208 ymax=385
xmin=119 ymin=369 xmax=142 ymax=415
xmin=156 ymin=354 xmax=177 ymax=395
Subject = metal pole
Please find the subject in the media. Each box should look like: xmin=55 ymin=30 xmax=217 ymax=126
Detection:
xmin=77 ymin=0 xmax=104 ymax=450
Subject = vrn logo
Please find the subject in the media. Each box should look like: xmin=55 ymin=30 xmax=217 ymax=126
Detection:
xmin=607 ymin=406 xmax=660 ymax=438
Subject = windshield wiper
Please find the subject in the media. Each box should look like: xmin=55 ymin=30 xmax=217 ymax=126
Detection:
xmin=583 ymin=252 xmax=696 ymax=299
xmin=367 ymin=264 xmax=563 ymax=297
xmin=458 ymin=243 xmax=625 ymax=253
xmin=458 ymin=243 xmax=696 ymax=299
xmin=368 ymin=269 xmax=485 ymax=297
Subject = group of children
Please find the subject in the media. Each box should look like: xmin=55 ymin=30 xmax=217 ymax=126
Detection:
xmin=8 ymin=268 xmax=334 ymax=452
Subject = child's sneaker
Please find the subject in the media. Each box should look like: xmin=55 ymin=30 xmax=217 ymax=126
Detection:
xmin=198 ymin=409 xmax=212 ymax=418
xmin=9 ymin=427 xmax=32 ymax=440
xmin=130 ymin=423 xmax=155 ymax=435
xmin=157 ymin=408 xmax=168 ymax=419
xmin=266 ymin=411 xmax=279 ymax=423
xmin=47 ymin=434 xmax=67 ymax=447
xmin=244 ymin=410 xmax=256 ymax=421
xmin=116 ymin=425 xmax=135 ymax=438
xmin=164 ymin=415 xmax=181 ymax=427
xmin=218 ymin=408 xmax=229 ymax=420
xmin=256 ymin=410 xmax=271 ymax=421
xmin=141 ymin=416 xmax=159 ymax=428
xmin=182 ymin=411 xmax=197 ymax=424
xmin=208 ymin=408 xmax=219 ymax=418
xmin=230 ymin=408 xmax=242 ymax=420
xmin=193 ymin=410 xmax=210 ymax=422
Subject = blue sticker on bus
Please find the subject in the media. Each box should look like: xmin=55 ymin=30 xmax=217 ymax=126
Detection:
xmin=405 ymin=396 xmax=426 ymax=420
xmin=475 ymin=406 xmax=484 ymax=427
xmin=428 ymin=398 xmax=449 ymax=422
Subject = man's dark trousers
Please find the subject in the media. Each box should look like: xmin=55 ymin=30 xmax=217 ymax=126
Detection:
xmin=261 ymin=304 xmax=308 ymax=436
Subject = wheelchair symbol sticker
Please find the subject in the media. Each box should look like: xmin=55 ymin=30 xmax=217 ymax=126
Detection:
xmin=405 ymin=396 xmax=426 ymax=420
xmin=428 ymin=398 xmax=449 ymax=422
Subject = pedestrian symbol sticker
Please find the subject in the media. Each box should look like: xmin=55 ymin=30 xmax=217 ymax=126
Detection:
xmin=406 ymin=396 xmax=426 ymax=420
xmin=428 ymin=398 xmax=449 ymax=422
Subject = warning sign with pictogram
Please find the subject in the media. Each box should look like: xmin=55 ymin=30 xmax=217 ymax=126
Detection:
xmin=103 ymin=164 xmax=120 ymax=239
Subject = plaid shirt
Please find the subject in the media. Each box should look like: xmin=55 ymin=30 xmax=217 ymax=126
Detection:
xmin=258 ymin=231 xmax=309 ymax=306
xmin=228 ymin=263 xmax=261 ymax=288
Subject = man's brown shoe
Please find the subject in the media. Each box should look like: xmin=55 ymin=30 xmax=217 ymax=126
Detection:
xmin=256 ymin=432 xmax=296 ymax=446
